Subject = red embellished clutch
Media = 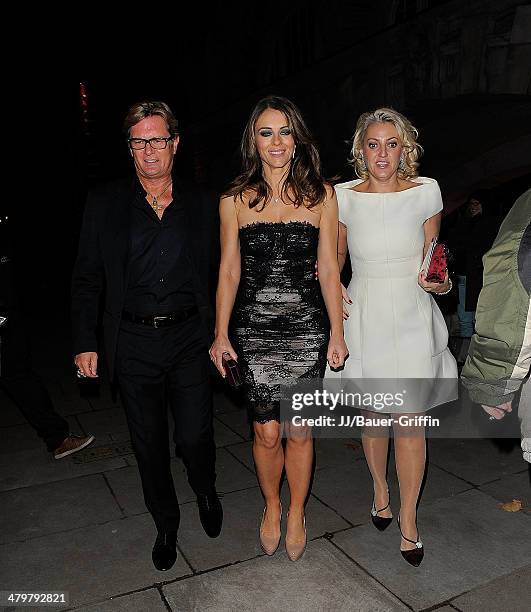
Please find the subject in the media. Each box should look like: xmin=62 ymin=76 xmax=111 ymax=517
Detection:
xmin=421 ymin=239 xmax=448 ymax=283
xmin=222 ymin=352 xmax=243 ymax=388
xmin=426 ymin=242 xmax=448 ymax=283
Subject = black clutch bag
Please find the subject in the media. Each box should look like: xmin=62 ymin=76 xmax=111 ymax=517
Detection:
xmin=222 ymin=352 xmax=243 ymax=388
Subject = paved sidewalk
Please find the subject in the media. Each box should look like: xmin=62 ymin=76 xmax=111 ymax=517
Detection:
xmin=1 ymin=320 xmax=530 ymax=611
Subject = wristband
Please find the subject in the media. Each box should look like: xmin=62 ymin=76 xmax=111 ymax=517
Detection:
xmin=436 ymin=278 xmax=452 ymax=295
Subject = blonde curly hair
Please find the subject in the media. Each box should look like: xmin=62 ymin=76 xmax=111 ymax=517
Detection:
xmin=349 ymin=108 xmax=423 ymax=180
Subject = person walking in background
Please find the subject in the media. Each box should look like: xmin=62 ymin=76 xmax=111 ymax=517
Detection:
xmin=210 ymin=95 xmax=347 ymax=561
xmin=0 ymin=209 xmax=95 ymax=459
xmin=447 ymin=190 xmax=500 ymax=364
xmin=72 ymin=101 xmax=222 ymax=572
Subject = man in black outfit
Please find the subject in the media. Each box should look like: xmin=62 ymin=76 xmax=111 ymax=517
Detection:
xmin=0 ymin=211 xmax=95 ymax=459
xmin=72 ymin=100 xmax=222 ymax=571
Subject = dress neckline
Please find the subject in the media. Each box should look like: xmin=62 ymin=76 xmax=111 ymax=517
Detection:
xmin=336 ymin=176 xmax=435 ymax=195
xmin=239 ymin=220 xmax=319 ymax=231
xmin=351 ymin=183 xmax=423 ymax=194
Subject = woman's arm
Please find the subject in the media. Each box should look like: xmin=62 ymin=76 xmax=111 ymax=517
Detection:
xmin=317 ymin=186 xmax=348 ymax=367
xmin=338 ymin=222 xmax=348 ymax=272
xmin=337 ymin=222 xmax=352 ymax=319
xmin=422 ymin=212 xmax=441 ymax=257
xmin=209 ymin=196 xmax=241 ymax=376
xmin=419 ymin=211 xmax=451 ymax=294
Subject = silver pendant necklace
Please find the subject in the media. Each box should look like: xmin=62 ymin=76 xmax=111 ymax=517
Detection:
xmin=145 ymin=181 xmax=172 ymax=212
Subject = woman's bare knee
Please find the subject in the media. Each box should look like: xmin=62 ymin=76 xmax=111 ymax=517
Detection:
xmin=392 ymin=413 xmax=426 ymax=439
xmin=359 ymin=410 xmax=391 ymax=438
xmin=253 ymin=421 xmax=281 ymax=450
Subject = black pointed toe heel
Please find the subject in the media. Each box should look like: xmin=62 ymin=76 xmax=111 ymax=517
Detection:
xmin=370 ymin=491 xmax=393 ymax=531
xmin=397 ymin=514 xmax=424 ymax=567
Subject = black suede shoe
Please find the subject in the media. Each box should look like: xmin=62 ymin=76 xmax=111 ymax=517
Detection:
xmin=397 ymin=515 xmax=424 ymax=567
xmin=197 ymin=491 xmax=223 ymax=538
xmin=152 ymin=530 xmax=177 ymax=571
xmin=370 ymin=490 xmax=393 ymax=531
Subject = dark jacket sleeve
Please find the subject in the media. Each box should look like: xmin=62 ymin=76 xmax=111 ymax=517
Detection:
xmin=71 ymin=192 xmax=104 ymax=355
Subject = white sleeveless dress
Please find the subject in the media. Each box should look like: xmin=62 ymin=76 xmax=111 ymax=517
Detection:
xmin=326 ymin=177 xmax=457 ymax=411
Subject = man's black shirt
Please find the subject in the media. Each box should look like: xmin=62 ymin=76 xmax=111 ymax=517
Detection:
xmin=124 ymin=188 xmax=195 ymax=315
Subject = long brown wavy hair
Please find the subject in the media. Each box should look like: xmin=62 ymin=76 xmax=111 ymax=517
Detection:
xmin=224 ymin=96 xmax=327 ymax=210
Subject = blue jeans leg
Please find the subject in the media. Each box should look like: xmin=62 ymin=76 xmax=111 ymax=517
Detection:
xmin=457 ymin=275 xmax=475 ymax=338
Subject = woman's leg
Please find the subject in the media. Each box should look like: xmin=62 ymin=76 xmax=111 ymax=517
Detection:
xmin=393 ymin=416 xmax=426 ymax=550
xmin=253 ymin=420 xmax=283 ymax=537
xmin=361 ymin=410 xmax=392 ymax=518
xmin=284 ymin=421 xmax=313 ymax=542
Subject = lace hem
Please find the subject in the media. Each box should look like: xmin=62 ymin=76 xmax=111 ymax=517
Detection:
xmin=247 ymin=401 xmax=281 ymax=424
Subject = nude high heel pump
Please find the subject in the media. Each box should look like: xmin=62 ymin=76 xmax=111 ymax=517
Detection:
xmin=285 ymin=513 xmax=306 ymax=562
xmin=259 ymin=502 xmax=282 ymax=555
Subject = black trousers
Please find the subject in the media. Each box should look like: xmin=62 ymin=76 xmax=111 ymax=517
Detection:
xmin=115 ymin=314 xmax=216 ymax=532
xmin=0 ymin=313 xmax=69 ymax=452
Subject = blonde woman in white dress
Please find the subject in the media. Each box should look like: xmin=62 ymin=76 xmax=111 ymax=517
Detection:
xmin=331 ymin=108 xmax=457 ymax=566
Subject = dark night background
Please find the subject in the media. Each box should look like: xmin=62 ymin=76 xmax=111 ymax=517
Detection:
xmin=0 ymin=3 xmax=529 ymax=603
xmin=11 ymin=0 xmax=531 ymax=323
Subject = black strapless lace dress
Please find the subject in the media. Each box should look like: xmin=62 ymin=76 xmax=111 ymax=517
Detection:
xmin=232 ymin=221 xmax=329 ymax=423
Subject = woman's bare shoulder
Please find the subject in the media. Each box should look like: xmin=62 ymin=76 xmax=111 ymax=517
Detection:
xmin=323 ymin=183 xmax=336 ymax=199
xmin=220 ymin=191 xmax=251 ymax=209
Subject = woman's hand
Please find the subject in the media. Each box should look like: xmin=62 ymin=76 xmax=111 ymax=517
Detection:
xmin=209 ymin=336 xmax=238 ymax=377
xmin=341 ymin=284 xmax=352 ymax=320
xmin=327 ymin=335 xmax=349 ymax=369
xmin=418 ymin=270 xmax=451 ymax=294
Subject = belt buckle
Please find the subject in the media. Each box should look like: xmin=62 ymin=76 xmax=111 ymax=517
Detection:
xmin=153 ymin=315 xmax=166 ymax=328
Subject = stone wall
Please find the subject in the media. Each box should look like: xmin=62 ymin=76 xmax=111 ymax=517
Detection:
xmin=190 ymin=0 xmax=531 ymax=203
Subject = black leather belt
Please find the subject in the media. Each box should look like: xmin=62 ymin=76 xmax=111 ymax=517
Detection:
xmin=122 ymin=305 xmax=198 ymax=328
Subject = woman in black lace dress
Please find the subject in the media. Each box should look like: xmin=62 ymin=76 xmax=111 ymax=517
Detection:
xmin=210 ymin=96 xmax=347 ymax=560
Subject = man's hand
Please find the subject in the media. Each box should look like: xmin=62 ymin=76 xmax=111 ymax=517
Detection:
xmin=74 ymin=352 xmax=99 ymax=378
xmin=481 ymin=400 xmax=512 ymax=420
